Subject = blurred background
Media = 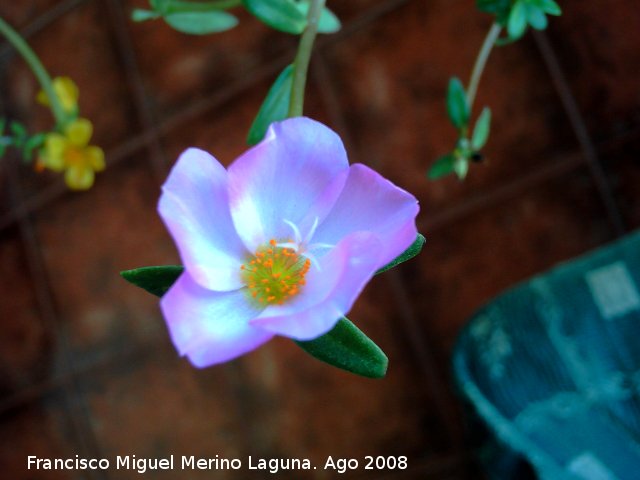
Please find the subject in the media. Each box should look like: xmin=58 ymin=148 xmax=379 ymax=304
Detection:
xmin=0 ymin=0 xmax=639 ymax=478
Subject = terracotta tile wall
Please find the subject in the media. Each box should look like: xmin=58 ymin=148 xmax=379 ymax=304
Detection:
xmin=0 ymin=0 xmax=638 ymax=478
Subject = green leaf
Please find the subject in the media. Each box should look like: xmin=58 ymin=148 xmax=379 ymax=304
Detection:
xmin=446 ymin=77 xmax=469 ymax=130
xmin=526 ymin=4 xmax=547 ymax=30
xmin=120 ymin=265 xmax=184 ymax=297
xmin=476 ymin=0 xmax=510 ymax=14
xmin=476 ymin=0 xmax=511 ymax=24
xmin=23 ymin=132 xmax=46 ymax=162
xmin=375 ymin=234 xmax=425 ymax=275
xmin=0 ymin=133 xmax=7 ymax=157
xmin=531 ymin=0 xmax=561 ymax=16
xmin=507 ymin=1 xmax=528 ymax=39
xmin=149 ymin=0 xmax=166 ymax=12
xmin=295 ymin=317 xmax=388 ymax=378
xmin=10 ymin=121 xmax=27 ymax=143
xmin=247 ymin=64 xmax=294 ymax=145
xmin=131 ymin=8 xmax=161 ymax=22
xmin=242 ymin=0 xmax=306 ymax=34
xmin=295 ymin=1 xmax=341 ymax=34
xmin=471 ymin=107 xmax=491 ymax=150
xmin=163 ymin=11 xmax=239 ymax=34
xmin=428 ymin=153 xmax=456 ymax=179
xmin=453 ymin=156 xmax=470 ymax=179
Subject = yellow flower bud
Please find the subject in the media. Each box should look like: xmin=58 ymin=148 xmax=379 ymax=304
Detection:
xmin=36 ymin=76 xmax=79 ymax=113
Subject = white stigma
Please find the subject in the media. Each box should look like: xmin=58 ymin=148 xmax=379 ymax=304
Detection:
xmin=278 ymin=217 xmax=335 ymax=271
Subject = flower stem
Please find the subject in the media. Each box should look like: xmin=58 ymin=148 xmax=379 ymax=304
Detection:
xmin=466 ymin=22 xmax=501 ymax=111
xmin=0 ymin=16 xmax=67 ymax=127
xmin=288 ymin=0 xmax=326 ymax=118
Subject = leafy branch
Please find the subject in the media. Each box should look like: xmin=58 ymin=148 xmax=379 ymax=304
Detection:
xmin=428 ymin=0 xmax=561 ymax=180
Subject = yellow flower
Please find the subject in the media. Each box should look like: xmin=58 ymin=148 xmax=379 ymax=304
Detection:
xmin=36 ymin=76 xmax=79 ymax=113
xmin=38 ymin=118 xmax=105 ymax=190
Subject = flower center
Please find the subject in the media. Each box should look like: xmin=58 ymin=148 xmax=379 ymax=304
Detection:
xmin=240 ymin=239 xmax=311 ymax=306
xmin=63 ymin=146 xmax=85 ymax=167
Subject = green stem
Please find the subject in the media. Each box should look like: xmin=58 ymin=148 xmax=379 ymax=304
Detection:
xmin=0 ymin=16 xmax=67 ymax=127
xmin=165 ymin=0 xmax=241 ymax=14
xmin=288 ymin=0 xmax=325 ymax=118
xmin=466 ymin=22 xmax=501 ymax=112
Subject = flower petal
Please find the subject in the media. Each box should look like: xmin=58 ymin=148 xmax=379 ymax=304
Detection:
xmin=250 ymin=232 xmax=382 ymax=340
xmin=55 ymin=76 xmax=79 ymax=112
xmin=86 ymin=146 xmax=105 ymax=172
xmin=161 ymin=272 xmax=271 ymax=367
xmin=65 ymin=165 xmax=94 ymax=190
xmin=38 ymin=77 xmax=79 ymax=113
xmin=312 ymin=163 xmax=419 ymax=268
xmin=159 ymin=148 xmax=249 ymax=291
xmin=42 ymin=134 xmax=66 ymax=171
xmin=228 ymin=117 xmax=349 ymax=252
xmin=66 ymin=118 xmax=92 ymax=147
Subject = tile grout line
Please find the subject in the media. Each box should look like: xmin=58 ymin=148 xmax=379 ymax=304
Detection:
xmin=0 ymin=335 xmax=168 ymax=416
xmin=0 ymin=0 xmax=89 ymax=61
xmin=102 ymin=0 xmax=166 ymax=185
xmin=533 ymin=30 xmax=626 ymax=237
xmin=386 ymin=269 xmax=467 ymax=450
xmin=421 ymin=151 xmax=585 ymax=232
xmin=311 ymin=52 xmax=359 ymax=159
xmin=101 ymin=0 xmax=168 ymax=184
xmin=4 ymin=161 xmax=107 ymax=480
xmin=311 ymin=8 xmax=464 ymax=450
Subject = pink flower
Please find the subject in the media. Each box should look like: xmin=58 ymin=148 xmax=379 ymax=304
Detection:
xmin=159 ymin=117 xmax=418 ymax=367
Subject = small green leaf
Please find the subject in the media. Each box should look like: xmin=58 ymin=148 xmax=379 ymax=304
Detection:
xmin=131 ymin=8 xmax=161 ymax=22
xmin=471 ymin=107 xmax=491 ymax=150
xmin=446 ymin=77 xmax=469 ymax=130
xmin=164 ymin=11 xmax=238 ymax=34
xmin=247 ymin=64 xmax=294 ymax=145
xmin=428 ymin=153 xmax=456 ymax=179
xmin=121 ymin=265 xmax=184 ymax=297
xmin=476 ymin=0 xmax=511 ymax=24
xmin=23 ymin=132 xmax=46 ymax=162
xmin=375 ymin=234 xmax=425 ymax=275
xmin=149 ymin=0 xmax=166 ymax=12
xmin=295 ymin=1 xmax=341 ymax=34
xmin=507 ymin=1 xmax=528 ymax=40
xmin=295 ymin=317 xmax=388 ymax=378
xmin=531 ymin=0 xmax=561 ymax=16
xmin=242 ymin=0 xmax=306 ymax=34
xmin=10 ymin=121 xmax=27 ymax=143
xmin=526 ymin=4 xmax=547 ymax=30
xmin=476 ymin=0 xmax=510 ymax=14
xmin=453 ymin=156 xmax=470 ymax=179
